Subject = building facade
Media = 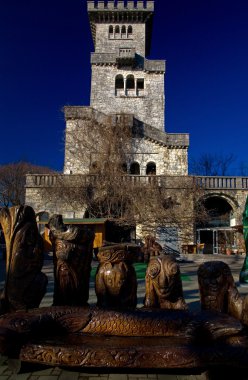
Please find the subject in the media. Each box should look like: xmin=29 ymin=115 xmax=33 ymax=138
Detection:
xmin=25 ymin=1 xmax=248 ymax=254
xmin=63 ymin=0 xmax=189 ymax=177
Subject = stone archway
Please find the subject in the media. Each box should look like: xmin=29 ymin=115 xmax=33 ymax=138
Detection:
xmin=196 ymin=194 xmax=239 ymax=254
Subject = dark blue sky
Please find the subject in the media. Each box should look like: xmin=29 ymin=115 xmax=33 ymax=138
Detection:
xmin=1 ymin=0 xmax=248 ymax=174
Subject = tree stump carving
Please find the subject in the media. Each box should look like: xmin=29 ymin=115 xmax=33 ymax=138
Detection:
xmin=95 ymin=244 xmax=137 ymax=309
xmin=0 ymin=205 xmax=47 ymax=313
xmin=144 ymin=255 xmax=187 ymax=310
xmin=48 ymin=215 xmax=94 ymax=306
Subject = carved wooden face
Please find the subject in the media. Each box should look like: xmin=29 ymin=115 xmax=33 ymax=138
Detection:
xmin=103 ymin=262 xmax=128 ymax=296
xmin=198 ymin=261 xmax=232 ymax=313
xmin=146 ymin=256 xmax=180 ymax=300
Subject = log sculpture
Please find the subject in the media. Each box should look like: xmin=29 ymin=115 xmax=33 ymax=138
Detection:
xmin=47 ymin=215 xmax=94 ymax=306
xmin=95 ymin=244 xmax=137 ymax=309
xmin=0 ymin=205 xmax=47 ymax=313
xmin=144 ymin=255 xmax=187 ymax=310
xmin=198 ymin=260 xmax=248 ymax=325
xmin=141 ymin=235 xmax=163 ymax=262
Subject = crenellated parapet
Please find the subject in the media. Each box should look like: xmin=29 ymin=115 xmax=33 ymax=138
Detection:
xmin=87 ymin=1 xmax=154 ymax=55
xmin=87 ymin=1 xmax=154 ymax=11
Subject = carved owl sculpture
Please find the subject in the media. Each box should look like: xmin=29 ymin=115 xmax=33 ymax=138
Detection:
xmin=95 ymin=244 xmax=137 ymax=309
xmin=144 ymin=255 xmax=187 ymax=310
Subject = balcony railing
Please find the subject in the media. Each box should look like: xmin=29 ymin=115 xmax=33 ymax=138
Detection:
xmin=194 ymin=176 xmax=242 ymax=189
xmin=26 ymin=174 xmax=248 ymax=190
xmin=116 ymin=48 xmax=136 ymax=65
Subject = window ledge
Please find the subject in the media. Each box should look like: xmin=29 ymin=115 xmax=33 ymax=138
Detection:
xmin=115 ymin=95 xmax=146 ymax=98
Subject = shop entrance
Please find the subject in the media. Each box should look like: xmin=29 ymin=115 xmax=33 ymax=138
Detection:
xmin=196 ymin=227 xmax=235 ymax=254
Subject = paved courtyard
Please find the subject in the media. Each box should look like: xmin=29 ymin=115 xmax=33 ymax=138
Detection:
xmin=0 ymin=253 xmax=247 ymax=380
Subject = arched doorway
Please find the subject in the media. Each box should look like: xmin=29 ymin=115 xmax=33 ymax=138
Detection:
xmin=196 ymin=195 xmax=235 ymax=254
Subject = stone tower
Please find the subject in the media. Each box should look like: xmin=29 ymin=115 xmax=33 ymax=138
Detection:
xmin=88 ymin=0 xmax=165 ymax=131
xmin=63 ymin=0 xmax=189 ymax=176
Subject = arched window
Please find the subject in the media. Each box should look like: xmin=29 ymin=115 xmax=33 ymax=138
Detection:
xmin=115 ymin=74 xmax=124 ymax=95
xmin=109 ymin=25 xmax=114 ymax=38
xmin=126 ymin=74 xmax=135 ymax=89
xmin=115 ymin=25 xmax=120 ymax=35
xmin=130 ymin=162 xmax=140 ymax=175
xmin=127 ymin=25 xmax=133 ymax=37
xmin=146 ymin=162 xmax=156 ymax=175
xmin=121 ymin=25 xmax=126 ymax=38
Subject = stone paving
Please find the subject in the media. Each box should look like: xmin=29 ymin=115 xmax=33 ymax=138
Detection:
xmin=0 ymin=253 xmax=247 ymax=380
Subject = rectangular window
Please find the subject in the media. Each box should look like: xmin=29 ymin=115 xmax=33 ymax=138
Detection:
xmin=137 ymin=78 xmax=144 ymax=90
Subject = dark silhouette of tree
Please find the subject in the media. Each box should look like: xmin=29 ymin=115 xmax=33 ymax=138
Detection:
xmin=0 ymin=161 xmax=54 ymax=206
xmin=190 ymin=153 xmax=236 ymax=176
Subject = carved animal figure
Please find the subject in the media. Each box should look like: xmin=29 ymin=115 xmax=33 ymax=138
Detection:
xmin=144 ymin=255 xmax=187 ymax=310
xmin=95 ymin=244 xmax=137 ymax=309
xmin=0 ymin=206 xmax=47 ymax=313
xmin=198 ymin=260 xmax=248 ymax=325
xmin=48 ymin=215 xmax=94 ymax=306
xmin=0 ymin=305 xmax=244 ymax=361
xmin=141 ymin=235 xmax=163 ymax=262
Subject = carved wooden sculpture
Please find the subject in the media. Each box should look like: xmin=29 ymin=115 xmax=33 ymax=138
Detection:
xmin=47 ymin=215 xmax=94 ymax=306
xmin=0 ymin=305 xmax=245 ymax=369
xmin=141 ymin=235 xmax=163 ymax=262
xmin=0 ymin=205 xmax=47 ymax=313
xmin=198 ymin=260 xmax=248 ymax=325
xmin=95 ymin=244 xmax=137 ymax=308
xmin=240 ymin=195 xmax=248 ymax=283
xmin=144 ymin=255 xmax=187 ymax=310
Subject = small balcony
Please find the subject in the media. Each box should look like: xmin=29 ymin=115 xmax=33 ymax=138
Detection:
xmin=116 ymin=48 xmax=136 ymax=66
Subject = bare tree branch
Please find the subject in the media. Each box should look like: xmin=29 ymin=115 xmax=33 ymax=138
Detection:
xmin=0 ymin=161 xmax=54 ymax=207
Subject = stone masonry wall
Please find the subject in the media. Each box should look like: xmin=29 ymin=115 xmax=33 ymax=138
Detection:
xmin=95 ymin=23 xmax=146 ymax=57
xmin=64 ymin=119 xmax=91 ymax=174
xmin=90 ymin=66 xmax=165 ymax=131
xmin=63 ymin=115 xmax=188 ymax=176
xmin=130 ymin=137 xmax=188 ymax=176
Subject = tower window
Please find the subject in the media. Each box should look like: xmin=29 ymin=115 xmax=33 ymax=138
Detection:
xmin=115 ymin=75 xmax=124 ymax=89
xmin=115 ymin=25 xmax=120 ymax=35
xmin=121 ymin=25 xmax=126 ymax=38
xmin=127 ymin=25 xmax=133 ymax=37
xmin=146 ymin=162 xmax=156 ymax=175
xmin=137 ymin=78 xmax=144 ymax=90
xmin=126 ymin=75 xmax=135 ymax=90
xmin=130 ymin=162 xmax=140 ymax=175
xmin=115 ymin=74 xmax=124 ymax=96
xmin=109 ymin=25 xmax=114 ymax=38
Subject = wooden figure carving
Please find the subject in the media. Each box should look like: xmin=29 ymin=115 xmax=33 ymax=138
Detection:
xmin=141 ymin=235 xmax=163 ymax=262
xmin=48 ymin=215 xmax=94 ymax=306
xmin=144 ymin=255 xmax=187 ymax=310
xmin=0 ymin=205 xmax=47 ymax=313
xmin=198 ymin=260 xmax=248 ymax=325
xmin=95 ymin=244 xmax=137 ymax=309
